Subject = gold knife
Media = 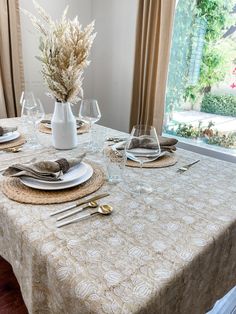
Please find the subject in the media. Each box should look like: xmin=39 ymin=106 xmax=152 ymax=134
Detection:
xmin=50 ymin=193 xmax=110 ymax=216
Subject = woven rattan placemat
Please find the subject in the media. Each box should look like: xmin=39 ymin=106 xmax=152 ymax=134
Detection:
xmin=0 ymin=135 xmax=26 ymax=150
xmin=38 ymin=123 xmax=89 ymax=135
xmin=1 ymin=162 xmax=106 ymax=205
xmin=107 ymin=148 xmax=177 ymax=168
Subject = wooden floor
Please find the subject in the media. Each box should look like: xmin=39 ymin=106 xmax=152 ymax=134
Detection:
xmin=0 ymin=256 xmax=28 ymax=314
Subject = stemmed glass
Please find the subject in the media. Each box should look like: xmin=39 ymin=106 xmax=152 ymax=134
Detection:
xmin=20 ymin=91 xmax=36 ymax=138
xmin=20 ymin=91 xmax=36 ymax=120
xmin=21 ymin=92 xmax=45 ymax=148
xmin=125 ymin=125 xmax=161 ymax=194
xmin=79 ymin=99 xmax=101 ymax=150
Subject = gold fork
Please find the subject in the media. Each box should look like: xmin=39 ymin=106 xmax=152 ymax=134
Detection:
xmin=177 ymin=160 xmax=200 ymax=173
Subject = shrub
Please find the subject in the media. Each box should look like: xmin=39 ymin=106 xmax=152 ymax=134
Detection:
xmin=206 ymin=132 xmax=236 ymax=148
xmin=201 ymin=94 xmax=236 ymax=117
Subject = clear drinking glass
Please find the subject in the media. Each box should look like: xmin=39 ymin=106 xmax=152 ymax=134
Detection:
xmin=103 ymin=147 xmax=126 ymax=183
xmin=91 ymin=126 xmax=107 ymax=153
xmin=79 ymin=99 xmax=101 ymax=150
xmin=125 ymin=125 xmax=161 ymax=194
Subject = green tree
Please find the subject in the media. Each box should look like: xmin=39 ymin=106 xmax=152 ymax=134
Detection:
xmin=185 ymin=0 xmax=235 ymax=101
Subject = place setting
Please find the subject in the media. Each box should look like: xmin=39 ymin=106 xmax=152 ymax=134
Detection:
xmin=0 ymin=125 xmax=26 ymax=152
xmin=105 ymin=125 xmax=178 ymax=169
xmin=39 ymin=118 xmax=89 ymax=135
xmin=1 ymin=153 xmax=106 ymax=205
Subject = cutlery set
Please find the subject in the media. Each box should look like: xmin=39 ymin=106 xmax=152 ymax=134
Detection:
xmin=50 ymin=193 xmax=109 ymax=216
xmin=57 ymin=201 xmax=98 ymax=221
xmin=106 ymin=137 xmax=127 ymax=143
xmin=50 ymin=193 xmax=111 ymax=228
xmin=57 ymin=204 xmax=113 ymax=228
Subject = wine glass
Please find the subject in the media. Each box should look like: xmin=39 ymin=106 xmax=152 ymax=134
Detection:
xmin=20 ymin=91 xmax=36 ymax=120
xmin=30 ymin=98 xmax=45 ymax=125
xmin=79 ymin=99 xmax=101 ymax=150
xmin=21 ymin=94 xmax=45 ymax=148
xmin=20 ymin=91 xmax=36 ymax=138
xmin=124 ymin=125 xmax=161 ymax=194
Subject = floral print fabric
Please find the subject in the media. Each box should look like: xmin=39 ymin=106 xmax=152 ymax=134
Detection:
xmin=0 ymin=118 xmax=236 ymax=313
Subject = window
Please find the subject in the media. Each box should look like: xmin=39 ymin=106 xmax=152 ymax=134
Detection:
xmin=164 ymin=0 xmax=236 ymax=161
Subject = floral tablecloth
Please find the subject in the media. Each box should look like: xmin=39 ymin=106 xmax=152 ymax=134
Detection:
xmin=0 ymin=118 xmax=236 ymax=314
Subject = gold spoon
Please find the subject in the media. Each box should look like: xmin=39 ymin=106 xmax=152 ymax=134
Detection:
xmin=57 ymin=204 xmax=113 ymax=228
xmin=56 ymin=201 xmax=98 ymax=221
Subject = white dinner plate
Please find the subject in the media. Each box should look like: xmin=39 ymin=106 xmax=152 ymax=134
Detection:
xmin=27 ymin=162 xmax=89 ymax=185
xmin=0 ymin=131 xmax=20 ymax=143
xmin=112 ymin=142 xmax=163 ymax=157
xmin=111 ymin=141 xmax=126 ymax=152
xmin=126 ymin=148 xmax=160 ymax=157
xmin=126 ymin=151 xmax=166 ymax=163
xmin=44 ymin=123 xmax=52 ymax=129
xmin=20 ymin=163 xmax=93 ymax=190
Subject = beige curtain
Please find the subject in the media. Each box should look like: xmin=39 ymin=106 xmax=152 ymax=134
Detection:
xmin=130 ymin=0 xmax=176 ymax=134
xmin=0 ymin=0 xmax=24 ymax=118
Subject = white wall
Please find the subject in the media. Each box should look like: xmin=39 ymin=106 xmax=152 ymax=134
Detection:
xmin=20 ymin=0 xmax=138 ymax=132
xmin=90 ymin=0 xmax=138 ymax=132
xmin=20 ymin=0 xmax=93 ymax=114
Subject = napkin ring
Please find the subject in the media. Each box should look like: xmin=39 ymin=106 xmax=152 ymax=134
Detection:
xmin=55 ymin=158 xmax=70 ymax=173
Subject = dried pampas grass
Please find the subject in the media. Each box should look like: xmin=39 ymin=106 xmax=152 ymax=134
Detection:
xmin=22 ymin=0 xmax=96 ymax=104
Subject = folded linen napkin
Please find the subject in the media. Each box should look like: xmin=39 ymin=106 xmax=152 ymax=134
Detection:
xmin=3 ymin=153 xmax=86 ymax=181
xmin=116 ymin=136 xmax=178 ymax=152
xmin=41 ymin=119 xmax=84 ymax=127
xmin=0 ymin=126 xmax=18 ymax=136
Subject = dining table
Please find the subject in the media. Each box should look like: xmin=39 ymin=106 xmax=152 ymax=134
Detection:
xmin=0 ymin=117 xmax=236 ymax=314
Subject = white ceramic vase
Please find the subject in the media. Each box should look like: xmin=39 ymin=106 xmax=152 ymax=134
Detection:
xmin=51 ymin=101 xmax=77 ymax=150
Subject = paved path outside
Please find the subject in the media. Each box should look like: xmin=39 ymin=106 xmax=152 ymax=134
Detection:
xmin=172 ymin=110 xmax=236 ymax=133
